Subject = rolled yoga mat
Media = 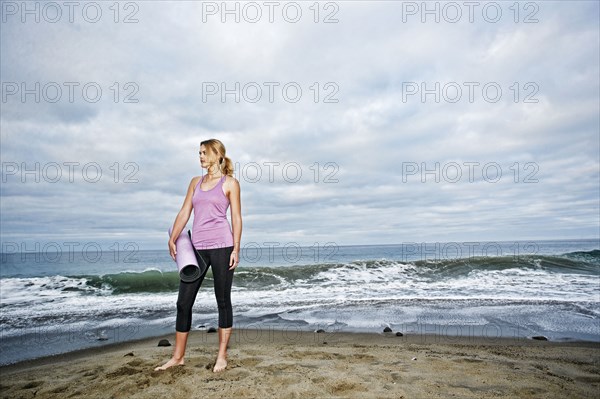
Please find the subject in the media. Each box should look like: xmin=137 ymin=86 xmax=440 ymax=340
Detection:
xmin=168 ymin=227 xmax=207 ymax=282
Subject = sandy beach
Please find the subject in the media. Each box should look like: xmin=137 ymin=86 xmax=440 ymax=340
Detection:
xmin=1 ymin=328 xmax=598 ymax=399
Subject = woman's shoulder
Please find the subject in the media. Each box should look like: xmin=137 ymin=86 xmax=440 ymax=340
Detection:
xmin=224 ymin=174 xmax=239 ymax=185
xmin=190 ymin=176 xmax=203 ymax=189
xmin=223 ymin=175 xmax=240 ymax=192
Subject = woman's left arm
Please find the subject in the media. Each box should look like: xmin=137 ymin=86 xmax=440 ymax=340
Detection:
xmin=228 ymin=177 xmax=242 ymax=268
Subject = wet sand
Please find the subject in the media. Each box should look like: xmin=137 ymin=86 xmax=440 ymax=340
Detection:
xmin=1 ymin=328 xmax=599 ymax=398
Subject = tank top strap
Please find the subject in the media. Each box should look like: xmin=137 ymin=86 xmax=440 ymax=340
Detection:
xmin=193 ymin=176 xmax=202 ymax=193
xmin=194 ymin=174 xmax=226 ymax=194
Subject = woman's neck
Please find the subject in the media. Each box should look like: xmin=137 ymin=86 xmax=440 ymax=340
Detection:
xmin=206 ymin=168 xmax=223 ymax=178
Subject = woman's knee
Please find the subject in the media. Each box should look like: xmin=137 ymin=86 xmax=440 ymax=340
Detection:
xmin=177 ymin=298 xmax=192 ymax=314
xmin=215 ymin=296 xmax=232 ymax=310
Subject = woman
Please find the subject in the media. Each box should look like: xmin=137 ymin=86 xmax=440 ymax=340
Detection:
xmin=155 ymin=138 xmax=242 ymax=373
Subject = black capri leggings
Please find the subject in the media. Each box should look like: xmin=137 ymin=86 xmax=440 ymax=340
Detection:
xmin=176 ymin=245 xmax=235 ymax=332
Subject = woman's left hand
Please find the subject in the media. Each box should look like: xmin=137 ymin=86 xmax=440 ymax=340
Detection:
xmin=229 ymin=251 xmax=239 ymax=270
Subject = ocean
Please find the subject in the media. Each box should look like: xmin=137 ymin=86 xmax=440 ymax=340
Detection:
xmin=1 ymin=239 xmax=598 ymax=366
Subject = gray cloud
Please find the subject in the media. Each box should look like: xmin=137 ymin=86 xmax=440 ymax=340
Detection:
xmin=1 ymin=1 xmax=598 ymax=250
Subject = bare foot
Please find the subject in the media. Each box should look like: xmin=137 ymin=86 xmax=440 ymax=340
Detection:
xmin=213 ymin=357 xmax=227 ymax=373
xmin=154 ymin=357 xmax=184 ymax=371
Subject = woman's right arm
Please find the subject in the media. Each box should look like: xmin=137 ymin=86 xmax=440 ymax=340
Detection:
xmin=168 ymin=177 xmax=200 ymax=259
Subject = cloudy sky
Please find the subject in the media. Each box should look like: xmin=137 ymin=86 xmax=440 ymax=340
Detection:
xmin=1 ymin=0 xmax=598 ymax=251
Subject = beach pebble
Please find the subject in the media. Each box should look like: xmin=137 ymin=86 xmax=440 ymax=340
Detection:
xmin=412 ymin=357 xmax=417 ymax=361
xmin=532 ymin=336 xmax=549 ymax=341
xmin=123 ymin=352 xmax=134 ymax=357
xmin=383 ymin=327 xmax=392 ymax=333
xmin=158 ymin=339 xmax=171 ymax=347
xmin=396 ymin=332 xmax=404 ymax=337
xmin=207 ymin=327 xmax=217 ymax=333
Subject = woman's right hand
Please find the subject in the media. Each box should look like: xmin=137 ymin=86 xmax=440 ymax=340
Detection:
xmin=168 ymin=240 xmax=177 ymax=261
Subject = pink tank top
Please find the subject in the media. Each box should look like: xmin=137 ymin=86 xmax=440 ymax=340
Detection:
xmin=191 ymin=175 xmax=234 ymax=250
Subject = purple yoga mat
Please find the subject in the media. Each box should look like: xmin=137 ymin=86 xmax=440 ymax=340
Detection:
xmin=168 ymin=227 xmax=205 ymax=282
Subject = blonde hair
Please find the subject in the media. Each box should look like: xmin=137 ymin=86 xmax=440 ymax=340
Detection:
xmin=200 ymin=138 xmax=234 ymax=176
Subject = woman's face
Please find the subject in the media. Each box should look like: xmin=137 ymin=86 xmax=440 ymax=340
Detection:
xmin=199 ymin=145 xmax=209 ymax=168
